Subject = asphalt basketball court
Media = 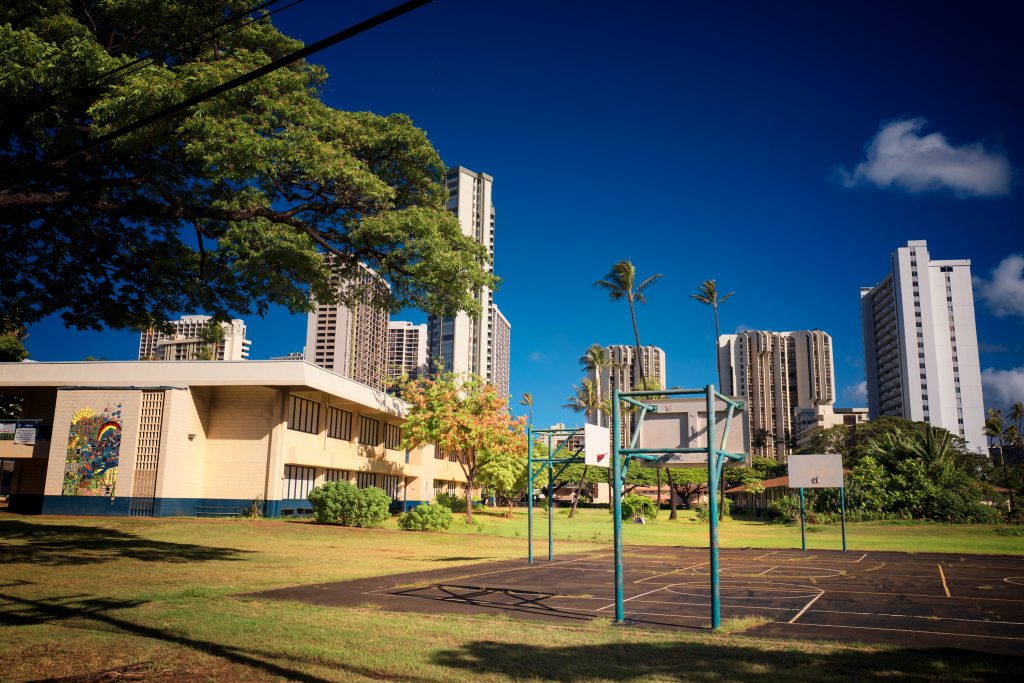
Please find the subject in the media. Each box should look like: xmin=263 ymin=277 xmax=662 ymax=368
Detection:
xmin=254 ymin=545 xmax=1024 ymax=655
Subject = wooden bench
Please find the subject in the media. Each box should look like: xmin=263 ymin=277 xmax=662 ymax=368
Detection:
xmin=194 ymin=505 xmax=246 ymax=518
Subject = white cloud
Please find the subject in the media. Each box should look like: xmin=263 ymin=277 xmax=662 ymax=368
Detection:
xmin=844 ymin=381 xmax=867 ymax=403
xmin=840 ymin=118 xmax=1011 ymax=196
xmin=981 ymin=366 xmax=1024 ymax=413
xmin=529 ymin=351 xmax=543 ymax=362
xmin=974 ymin=254 xmax=1024 ymax=317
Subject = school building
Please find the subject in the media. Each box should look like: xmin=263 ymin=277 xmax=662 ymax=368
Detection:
xmin=0 ymin=361 xmax=470 ymax=517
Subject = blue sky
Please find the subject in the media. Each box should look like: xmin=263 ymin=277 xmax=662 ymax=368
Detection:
xmin=25 ymin=0 xmax=1024 ymax=425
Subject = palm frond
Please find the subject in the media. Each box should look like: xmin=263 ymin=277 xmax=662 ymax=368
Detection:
xmin=636 ymin=273 xmax=663 ymax=293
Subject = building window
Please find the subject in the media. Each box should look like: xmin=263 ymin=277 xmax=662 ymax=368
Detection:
xmin=379 ymin=474 xmax=399 ymax=499
xmin=356 ymin=471 xmax=376 ymax=489
xmin=435 ymin=446 xmax=445 ymax=460
xmin=323 ymin=468 xmax=348 ymax=484
xmin=326 ymin=407 xmax=352 ymax=440
xmin=359 ymin=416 xmax=380 ymax=445
xmin=283 ymin=465 xmax=316 ymax=500
xmin=384 ymin=423 xmax=402 ymax=450
xmin=288 ymin=396 xmax=320 ymax=434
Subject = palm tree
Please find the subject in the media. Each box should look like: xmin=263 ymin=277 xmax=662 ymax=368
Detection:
xmin=593 ymin=260 xmax=662 ymax=387
xmin=519 ymin=392 xmax=534 ymax=426
xmin=579 ymin=344 xmax=615 ymax=426
xmin=563 ymin=380 xmax=610 ymax=518
xmin=985 ymin=409 xmax=1016 ymax=511
xmin=1011 ymin=402 xmax=1024 ymax=445
xmin=689 ymin=279 xmax=735 ymax=385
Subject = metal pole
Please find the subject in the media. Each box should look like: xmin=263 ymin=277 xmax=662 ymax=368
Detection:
xmin=527 ymin=428 xmax=533 ymax=564
xmin=840 ymin=486 xmax=847 ymax=552
xmin=548 ymin=456 xmax=554 ymax=561
xmin=706 ymin=384 xmax=721 ymax=630
xmin=612 ymin=388 xmax=624 ymax=623
xmin=799 ymin=487 xmax=806 ymax=551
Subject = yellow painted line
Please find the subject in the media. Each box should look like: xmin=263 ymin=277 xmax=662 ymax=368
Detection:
xmin=938 ymin=564 xmax=951 ymax=598
xmin=787 ymin=591 xmax=825 ymax=624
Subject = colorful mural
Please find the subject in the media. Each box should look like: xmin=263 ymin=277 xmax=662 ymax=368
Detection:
xmin=63 ymin=404 xmax=123 ymax=498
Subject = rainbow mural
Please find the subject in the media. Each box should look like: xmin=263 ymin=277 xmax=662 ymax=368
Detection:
xmin=63 ymin=404 xmax=123 ymax=498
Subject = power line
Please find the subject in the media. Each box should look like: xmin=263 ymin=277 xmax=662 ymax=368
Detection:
xmin=2 ymin=0 xmax=434 ymax=188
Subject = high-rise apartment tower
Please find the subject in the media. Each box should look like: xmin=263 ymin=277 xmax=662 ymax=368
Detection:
xmin=718 ymin=330 xmax=835 ymax=460
xmin=427 ymin=166 xmax=511 ymax=394
xmin=588 ymin=344 xmax=666 ymax=441
xmin=387 ymin=321 xmax=428 ymax=383
xmin=138 ymin=315 xmax=250 ymax=361
xmin=305 ymin=258 xmax=390 ymax=391
xmin=860 ymin=240 xmax=985 ymax=452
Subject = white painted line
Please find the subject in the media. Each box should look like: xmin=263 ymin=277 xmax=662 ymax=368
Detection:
xmin=757 ymin=566 xmax=778 ymax=576
xmin=854 ymin=553 xmax=867 ymax=563
xmin=634 ymin=562 xmax=707 ymax=584
xmin=597 ymin=585 xmax=670 ymax=612
xmin=810 ymin=608 xmax=1024 ymax=627
xmin=938 ymin=564 xmax=951 ymax=598
xmin=787 ymin=590 xmax=825 ymax=624
xmin=754 ymin=551 xmax=779 ymax=561
xmin=784 ymin=621 xmax=1024 ymax=642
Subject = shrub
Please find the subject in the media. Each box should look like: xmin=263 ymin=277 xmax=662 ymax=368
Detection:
xmin=398 ymin=503 xmax=453 ymax=531
xmin=769 ymin=494 xmax=801 ymax=524
xmin=308 ymin=482 xmax=391 ymax=527
xmin=434 ymin=492 xmax=483 ymax=513
xmin=694 ymin=498 xmax=731 ymax=523
xmin=621 ymin=493 xmax=657 ymax=520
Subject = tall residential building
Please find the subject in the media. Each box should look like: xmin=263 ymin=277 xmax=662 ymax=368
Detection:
xmin=860 ymin=240 xmax=985 ymax=452
xmin=718 ymin=330 xmax=835 ymax=460
xmin=589 ymin=344 xmax=667 ymax=440
xmin=387 ymin=321 xmax=428 ymax=382
xmin=305 ymin=258 xmax=390 ymax=391
xmin=491 ymin=306 xmax=511 ymax=398
xmin=138 ymin=315 xmax=250 ymax=361
xmin=427 ymin=166 xmax=511 ymax=393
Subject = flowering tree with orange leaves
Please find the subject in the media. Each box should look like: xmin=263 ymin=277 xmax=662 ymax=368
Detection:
xmin=401 ymin=372 xmax=526 ymax=523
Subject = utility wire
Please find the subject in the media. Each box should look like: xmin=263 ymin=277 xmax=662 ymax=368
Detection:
xmin=1 ymin=0 xmax=433 ymax=188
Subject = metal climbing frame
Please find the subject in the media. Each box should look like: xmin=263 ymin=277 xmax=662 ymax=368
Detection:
xmin=611 ymin=384 xmax=745 ymax=629
xmin=526 ymin=425 xmax=585 ymax=564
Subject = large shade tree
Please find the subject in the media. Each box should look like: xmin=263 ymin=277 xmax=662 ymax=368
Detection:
xmin=0 ymin=2 xmax=494 ymax=332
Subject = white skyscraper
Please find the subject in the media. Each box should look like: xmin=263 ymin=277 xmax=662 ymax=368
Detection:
xmin=719 ymin=330 xmax=836 ymax=460
xmin=588 ymin=344 xmax=666 ymax=440
xmin=428 ymin=166 xmax=510 ymax=393
xmin=138 ymin=315 xmax=250 ymax=361
xmin=860 ymin=240 xmax=985 ymax=452
xmin=305 ymin=258 xmax=390 ymax=390
xmin=387 ymin=321 xmax=428 ymax=383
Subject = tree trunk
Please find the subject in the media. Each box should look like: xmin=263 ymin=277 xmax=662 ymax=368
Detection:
xmin=569 ymin=465 xmax=588 ymax=518
xmin=1002 ymin=457 xmax=1017 ymax=511
xmin=628 ymin=296 xmax=647 ymax=387
xmin=505 ymin=495 xmax=513 ymax=518
xmin=464 ymin=474 xmax=474 ymax=523
xmin=667 ymin=468 xmax=677 ymax=520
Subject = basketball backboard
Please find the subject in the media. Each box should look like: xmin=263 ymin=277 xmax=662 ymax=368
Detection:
xmin=637 ymin=396 xmax=749 ymax=468
xmin=787 ymin=453 xmax=844 ymax=488
xmin=584 ymin=423 xmax=610 ymax=468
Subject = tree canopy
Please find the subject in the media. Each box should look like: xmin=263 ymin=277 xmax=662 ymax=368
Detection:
xmin=0 ymin=1 xmax=494 ymax=331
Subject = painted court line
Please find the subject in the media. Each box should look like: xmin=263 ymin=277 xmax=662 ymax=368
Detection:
xmin=634 ymin=562 xmax=707 ymax=584
xmin=784 ymin=621 xmax=1024 ymax=642
xmin=754 ymin=551 xmax=779 ymax=561
xmin=757 ymin=566 xmax=779 ymax=576
xmin=810 ymin=608 xmax=1024 ymax=627
xmin=938 ymin=564 xmax=952 ymax=598
xmin=855 ymin=553 xmax=868 ymax=563
xmin=787 ymin=591 xmax=825 ymax=624
xmin=598 ymin=585 xmax=670 ymax=612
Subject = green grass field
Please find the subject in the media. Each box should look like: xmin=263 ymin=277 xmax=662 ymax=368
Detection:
xmin=1 ymin=510 xmax=1021 ymax=682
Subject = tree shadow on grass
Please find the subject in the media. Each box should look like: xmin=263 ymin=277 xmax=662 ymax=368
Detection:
xmin=431 ymin=639 xmax=1020 ymax=682
xmin=0 ymin=520 xmax=251 ymax=566
xmin=0 ymin=591 xmax=428 ymax=683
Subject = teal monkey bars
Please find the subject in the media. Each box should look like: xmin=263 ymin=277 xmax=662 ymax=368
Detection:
xmin=611 ymin=384 xmax=745 ymax=629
